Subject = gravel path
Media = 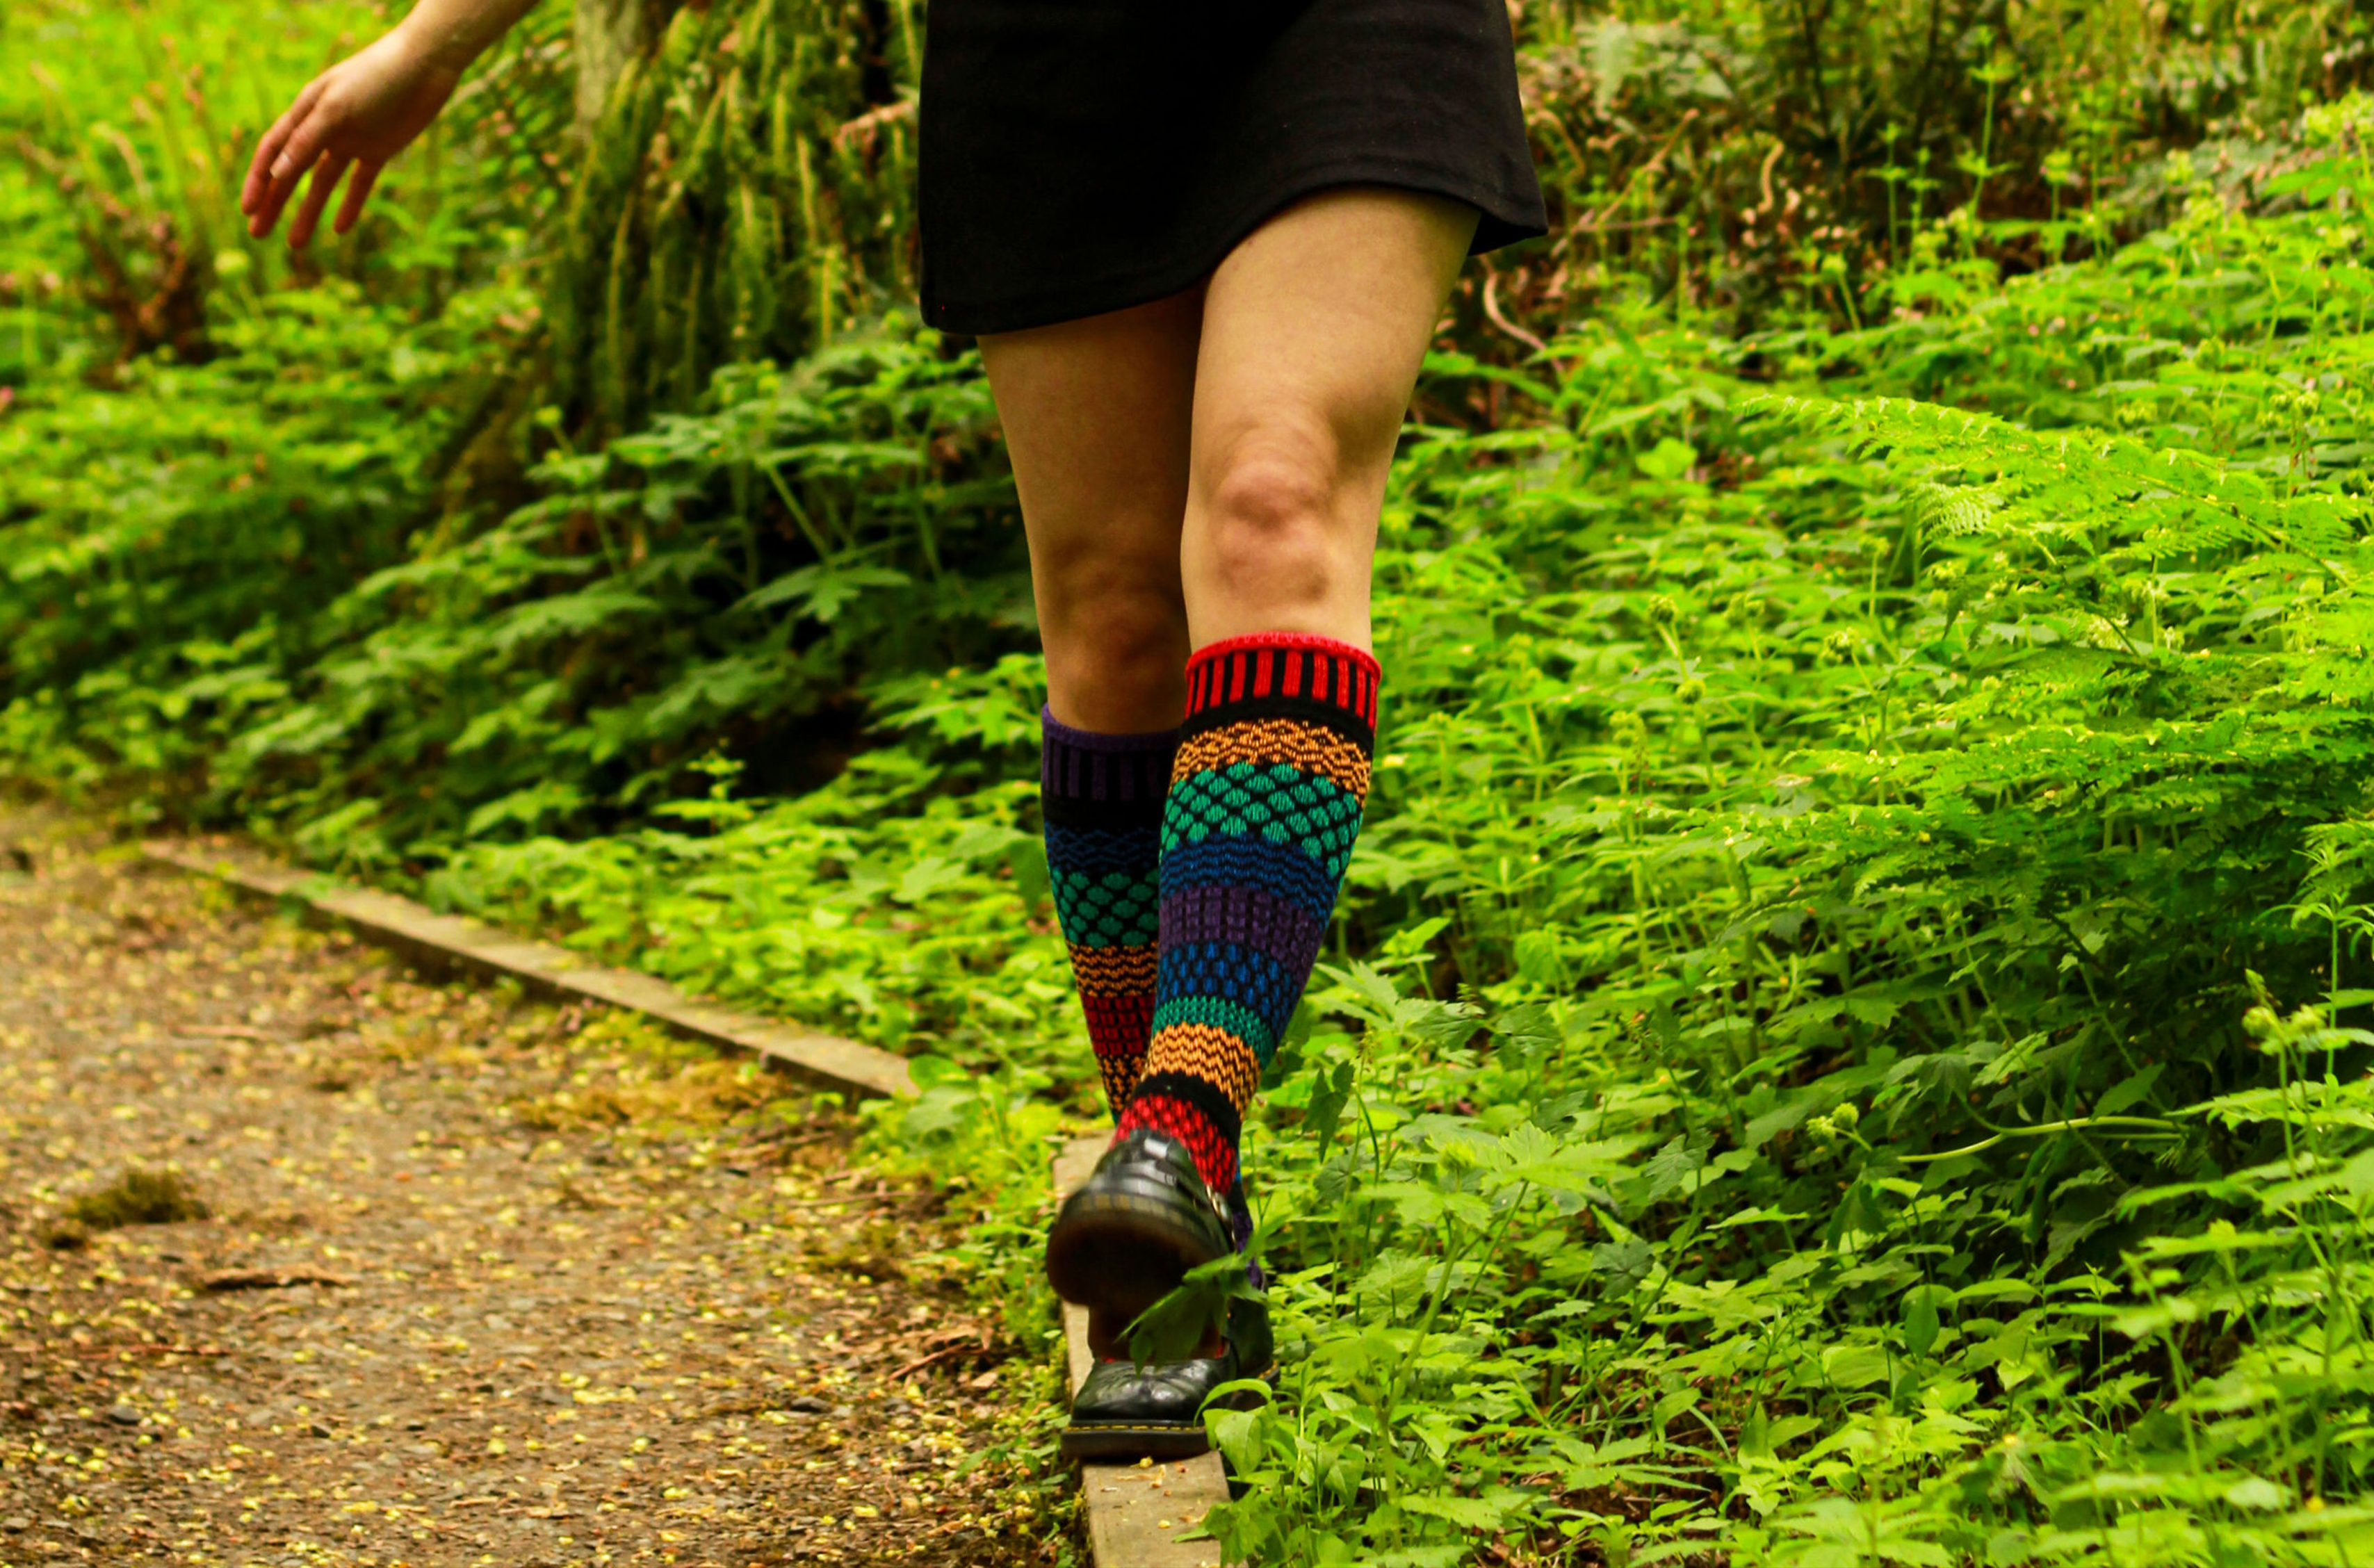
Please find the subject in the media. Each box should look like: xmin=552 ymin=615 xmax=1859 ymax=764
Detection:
xmin=0 ymin=816 xmax=1058 ymax=1567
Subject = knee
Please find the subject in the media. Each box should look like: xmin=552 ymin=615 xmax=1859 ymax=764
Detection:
xmin=1198 ymin=430 xmax=1344 ymax=606
xmin=1038 ymin=562 xmax=1189 ymax=721
xmin=1056 ymin=587 xmax=1188 ymax=680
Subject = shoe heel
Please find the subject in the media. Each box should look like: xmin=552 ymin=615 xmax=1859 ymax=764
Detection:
xmin=1044 ymin=1191 xmax=1224 ymax=1318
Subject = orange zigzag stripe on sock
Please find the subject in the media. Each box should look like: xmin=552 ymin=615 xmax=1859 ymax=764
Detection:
xmin=1096 ymin=1050 xmax=1146 ymax=1111
xmin=1066 ymin=943 xmax=1160 ymax=995
xmin=1172 ymin=718 xmax=1372 ymax=798
xmin=1141 ymin=1022 xmax=1263 ymax=1109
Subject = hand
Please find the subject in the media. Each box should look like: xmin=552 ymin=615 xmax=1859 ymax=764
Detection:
xmin=239 ymin=24 xmax=463 ymax=247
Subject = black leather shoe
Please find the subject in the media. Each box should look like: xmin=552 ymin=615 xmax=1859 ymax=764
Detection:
xmin=1060 ymin=1294 xmax=1275 ymax=1461
xmin=1044 ymin=1129 xmax=1231 ymax=1328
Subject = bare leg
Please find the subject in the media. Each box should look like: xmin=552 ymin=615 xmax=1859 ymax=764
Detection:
xmin=979 ymin=288 xmax=1205 ymax=734
xmin=980 ymin=190 xmax=1470 ymax=717
xmin=983 ymin=292 xmax=1207 ymax=1358
xmin=1182 ymin=188 xmax=1477 ymax=649
xmin=1003 ymin=193 xmax=1472 ymax=1364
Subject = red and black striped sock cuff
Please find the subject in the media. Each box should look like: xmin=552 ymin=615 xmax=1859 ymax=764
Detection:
xmin=1126 ymin=1070 xmax=1244 ymax=1145
xmin=1182 ymin=632 xmax=1381 ymax=744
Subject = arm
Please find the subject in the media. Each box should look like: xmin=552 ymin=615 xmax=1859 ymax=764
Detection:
xmin=240 ymin=0 xmax=542 ymax=247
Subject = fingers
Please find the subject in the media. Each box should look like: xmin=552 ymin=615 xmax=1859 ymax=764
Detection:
xmin=249 ymin=91 xmax=343 ymax=242
xmin=286 ymin=154 xmax=352 ymax=250
xmin=241 ymin=77 xmax=325 ymax=225
xmin=332 ymin=163 xmax=383 ymax=236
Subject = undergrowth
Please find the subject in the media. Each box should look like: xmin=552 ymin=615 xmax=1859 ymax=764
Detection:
xmin=415 ymin=98 xmax=2374 ymax=1565
xmin=12 ymin=1 xmax=2374 ymax=1563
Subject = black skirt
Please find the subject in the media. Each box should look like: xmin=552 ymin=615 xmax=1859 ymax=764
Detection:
xmin=916 ymin=0 xmax=1547 ymax=336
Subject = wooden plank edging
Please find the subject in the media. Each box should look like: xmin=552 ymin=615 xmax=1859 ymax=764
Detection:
xmin=1055 ymin=1136 xmax=1232 ymax=1568
xmin=140 ymin=838 xmax=915 ymax=1102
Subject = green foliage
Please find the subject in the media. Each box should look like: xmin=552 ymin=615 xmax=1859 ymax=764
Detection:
xmin=0 ymin=281 xmax=530 ymax=816
xmin=1182 ymin=104 xmax=2374 ymax=1564
xmin=229 ymin=319 xmax=1021 ymax=862
xmin=13 ymin=4 xmax=2374 ymax=1565
xmin=1 ymin=0 xmax=572 ymax=381
xmin=1482 ymin=0 xmax=2373 ymax=338
xmin=3 ymin=0 xmax=376 ymax=375
xmin=0 ymin=311 xmax=1026 ymax=849
xmin=854 ymin=95 xmax=2374 ymax=1567
xmin=429 ymin=734 xmax=1054 ymax=1062
xmin=547 ymin=0 xmax=922 ymax=430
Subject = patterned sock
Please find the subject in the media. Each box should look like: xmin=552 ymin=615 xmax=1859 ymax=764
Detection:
xmin=1041 ymin=709 xmax=1180 ymax=1118
xmin=1116 ymin=634 xmax=1379 ymax=1195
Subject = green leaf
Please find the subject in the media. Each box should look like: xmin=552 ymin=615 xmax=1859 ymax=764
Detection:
xmin=1398 ymin=1489 xmax=1514 ymax=1529
xmin=2094 ymin=1064 xmax=2163 ymax=1118
xmin=1903 ymin=1284 xmax=1948 ymax=1357
xmin=1123 ymin=1256 xmax=1256 ymax=1368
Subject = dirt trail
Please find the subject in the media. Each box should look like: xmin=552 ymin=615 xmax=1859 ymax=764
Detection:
xmin=0 ymin=817 xmax=1053 ymax=1567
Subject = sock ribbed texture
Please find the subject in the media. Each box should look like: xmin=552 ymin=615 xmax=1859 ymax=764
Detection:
xmin=1041 ymin=709 xmax=1180 ymax=1119
xmin=1115 ymin=633 xmax=1379 ymax=1195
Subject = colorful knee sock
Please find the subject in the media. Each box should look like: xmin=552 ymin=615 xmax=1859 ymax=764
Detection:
xmin=1116 ymin=634 xmax=1379 ymax=1195
xmin=1041 ymin=710 xmax=1180 ymax=1118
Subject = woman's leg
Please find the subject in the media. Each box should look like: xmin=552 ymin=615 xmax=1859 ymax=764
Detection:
xmin=1112 ymin=189 xmax=1476 ymax=1200
xmin=979 ymin=287 xmax=1204 ymax=734
xmin=1182 ymin=188 xmax=1475 ymax=648
xmin=980 ymin=290 xmax=1203 ymax=1120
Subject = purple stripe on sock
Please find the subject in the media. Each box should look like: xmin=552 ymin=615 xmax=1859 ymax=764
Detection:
xmin=1041 ymin=708 xmax=1180 ymax=803
xmin=1159 ymin=883 xmax=1329 ymax=972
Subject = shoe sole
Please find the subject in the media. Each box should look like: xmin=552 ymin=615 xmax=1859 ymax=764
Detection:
xmin=1059 ymin=1419 xmax=1214 ymax=1461
xmin=1043 ymin=1189 xmax=1228 ymax=1326
xmin=1058 ymin=1371 xmax=1277 ymax=1463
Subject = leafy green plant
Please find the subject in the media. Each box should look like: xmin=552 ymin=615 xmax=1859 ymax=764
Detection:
xmin=1 ymin=0 xmax=571 ymax=382
xmin=0 ymin=311 xmax=1027 ymax=852
xmin=1483 ymin=0 xmax=2373 ymax=345
xmin=429 ymin=737 xmax=1057 ymax=1067
xmin=0 ymin=280 xmax=532 ymax=817
xmin=12 ymin=7 xmax=2374 ymax=1565
xmin=1170 ymin=97 xmax=2374 ymax=1565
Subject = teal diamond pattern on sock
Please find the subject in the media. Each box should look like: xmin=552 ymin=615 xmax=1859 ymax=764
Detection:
xmin=1162 ymin=765 xmax=1362 ymax=876
xmin=1050 ymin=866 xmax=1162 ymax=947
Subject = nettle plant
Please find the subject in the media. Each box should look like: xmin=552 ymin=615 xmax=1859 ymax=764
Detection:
xmin=1184 ymin=104 xmax=2374 ymax=1567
